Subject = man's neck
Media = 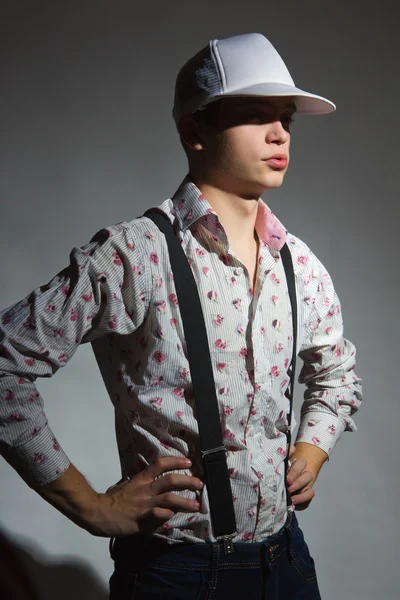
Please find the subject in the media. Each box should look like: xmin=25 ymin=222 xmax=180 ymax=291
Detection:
xmin=188 ymin=173 xmax=263 ymax=290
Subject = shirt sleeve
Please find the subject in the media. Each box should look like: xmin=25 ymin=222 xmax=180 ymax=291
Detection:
xmin=294 ymin=251 xmax=363 ymax=459
xmin=0 ymin=221 xmax=151 ymax=486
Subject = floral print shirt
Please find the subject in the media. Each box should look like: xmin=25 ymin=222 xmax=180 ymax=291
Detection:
xmin=0 ymin=175 xmax=362 ymax=543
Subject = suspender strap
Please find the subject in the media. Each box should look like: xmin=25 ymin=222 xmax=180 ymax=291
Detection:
xmin=280 ymin=243 xmax=298 ymax=507
xmin=144 ymin=209 xmax=237 ymax=543
xmin=144 ymin=209 xmax=298 ymax=532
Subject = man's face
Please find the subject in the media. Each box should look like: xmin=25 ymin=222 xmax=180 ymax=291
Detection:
xmin=194 ymin=96 xmax=296 ymax=196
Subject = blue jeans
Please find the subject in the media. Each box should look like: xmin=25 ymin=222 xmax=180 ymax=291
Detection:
xmin=109 ymin=511 xmax=322 ymax=599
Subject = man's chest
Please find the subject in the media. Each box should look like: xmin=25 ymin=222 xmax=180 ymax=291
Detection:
xmin=138 ymin=236 xmax=295 ymax=378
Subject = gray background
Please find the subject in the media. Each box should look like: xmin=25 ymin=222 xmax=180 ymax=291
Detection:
xmin=1 ymin=1 xmax=398 ymax=599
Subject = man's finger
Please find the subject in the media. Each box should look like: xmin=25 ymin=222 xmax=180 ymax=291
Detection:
xmin=292 ymin=487 xmax=315 ymax=504
xmin=146 ymin=457 xmax=192 ymax=480
xmin=151 ymin=473 xmax=203 ymax=496
xmin=286 ymin=457 xmax=307 ymax=486
xmin=156 ymin=492 xmax=200 ymax=513
xmin=291 ymin=488 xmax=315 ymax=508
xmin=138 ymin=507 xmax=175 ymax=534
xmin=288 ymin=470 xmax=314 ymax=494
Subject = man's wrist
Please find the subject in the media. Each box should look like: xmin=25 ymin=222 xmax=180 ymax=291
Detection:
xmin=292 ymin=442 xmax=328 ymax=480
xmin=34 ymin=463 xmax=101 ymax=533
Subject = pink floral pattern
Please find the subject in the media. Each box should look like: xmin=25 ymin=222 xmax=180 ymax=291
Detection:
xmin=0 ymin=175 xmax=362 ymax=544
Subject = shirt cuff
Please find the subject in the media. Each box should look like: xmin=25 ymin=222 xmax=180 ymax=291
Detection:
xmin=294 ymin=411 xmax=346 ymax=460
xmin=5 ymin=424 xmax=71 ymax=487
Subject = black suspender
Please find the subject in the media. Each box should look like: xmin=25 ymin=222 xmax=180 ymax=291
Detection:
xmin=144 ymin=208 xmax=298 ymax=553
xmin=280 ymin=243 xmax=298 ymax=508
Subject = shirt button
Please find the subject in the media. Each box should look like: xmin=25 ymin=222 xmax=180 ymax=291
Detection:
xmin=234 ymin=267 xmax=243 ymax=276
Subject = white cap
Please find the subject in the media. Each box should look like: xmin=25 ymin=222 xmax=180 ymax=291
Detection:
xmin=173 ymin=33 xmax=336 ymax=127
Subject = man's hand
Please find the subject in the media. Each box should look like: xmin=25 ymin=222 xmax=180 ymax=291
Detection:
xmin=286 ymin=442 xmax=328 ymax=511
xmin=88 ymin=456 xmax=203 ymax=537
xmin=35 ymin=457 xmax=203 ymax=538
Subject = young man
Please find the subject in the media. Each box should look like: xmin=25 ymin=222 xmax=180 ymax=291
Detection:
xmin=0 ymin=33 xmax=362 ymax=599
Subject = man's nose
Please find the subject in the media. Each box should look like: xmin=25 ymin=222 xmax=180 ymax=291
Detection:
xmin=266 ymin=120 xmax=290 ymax=144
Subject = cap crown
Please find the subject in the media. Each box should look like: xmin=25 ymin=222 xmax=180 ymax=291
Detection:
xmin=212 ymin=33 xmax=295 ymax=94
xmin=173 ymin=33 xmax=294 ymax=125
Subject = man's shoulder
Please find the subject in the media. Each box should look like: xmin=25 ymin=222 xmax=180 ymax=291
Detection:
xmin=284 ymin=232 xmax=333 ymax=285
xmin=89 ymin=199 xmax=174 ymax=247
xmin=284 ymin=232 xmax=314 ymax=263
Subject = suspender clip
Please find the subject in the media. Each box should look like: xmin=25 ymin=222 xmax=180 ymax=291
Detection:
xmin=201 ymin=445 xmax=227 ymax=458
xmin=216 ymin=533 xmax=236 ymax=554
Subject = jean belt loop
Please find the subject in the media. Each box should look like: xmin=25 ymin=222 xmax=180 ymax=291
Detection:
xmin=208 ymin=542 xmax=221 ymax=595
xmin=286 ymin=509 xmax=295 ymax=562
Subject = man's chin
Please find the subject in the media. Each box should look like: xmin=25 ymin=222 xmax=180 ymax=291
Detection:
xmin=234 ymin=171 xmax=286 ymax=197
xmin=259 ymin=172 xmax=286 ymax=191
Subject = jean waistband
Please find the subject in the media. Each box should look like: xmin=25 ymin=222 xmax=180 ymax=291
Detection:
xmin=111 ymin=510 xmax=296 ymax=570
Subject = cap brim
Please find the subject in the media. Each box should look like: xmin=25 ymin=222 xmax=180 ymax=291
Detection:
xmin=202 ymin=81 xmax=336 ymax=115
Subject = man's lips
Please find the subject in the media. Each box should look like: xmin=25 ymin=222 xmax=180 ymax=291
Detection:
xmin=268 ymin=153 xmax=288 ymax=160
xmin=263 ymin=154 xmax=288 ymax=169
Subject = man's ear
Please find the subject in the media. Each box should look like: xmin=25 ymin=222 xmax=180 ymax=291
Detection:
xmin=179 ymin=116 xmax=205 ymax=151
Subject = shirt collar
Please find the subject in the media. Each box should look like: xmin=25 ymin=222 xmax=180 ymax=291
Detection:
xmin=170 ymin=174 xmax=287 ymax=251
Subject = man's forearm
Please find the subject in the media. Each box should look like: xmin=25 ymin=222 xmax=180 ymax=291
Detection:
xmin=32 ymin=463 xmax=100 ymax=533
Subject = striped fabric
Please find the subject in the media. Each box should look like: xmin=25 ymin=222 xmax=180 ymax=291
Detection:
xmin=0 ymin=174 xmax=362 ymax=543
